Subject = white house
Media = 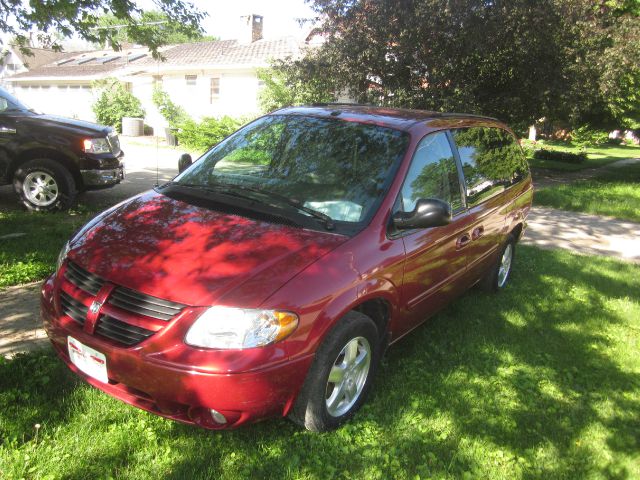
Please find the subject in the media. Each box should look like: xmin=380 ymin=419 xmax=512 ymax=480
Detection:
xmin=4 ymin=15 xmax=304 ymax=133
xmin=0 ymin=46 xmax=69 ymax=84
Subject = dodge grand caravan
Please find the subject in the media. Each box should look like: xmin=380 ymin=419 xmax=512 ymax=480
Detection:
xmin=41 ymin=105 xmax=532 ymax=431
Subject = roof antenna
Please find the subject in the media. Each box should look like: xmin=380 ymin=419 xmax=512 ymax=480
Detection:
xmin=154 ymin=59 xmax=160 ymax=187
xmin=155 ymin=134 xmax=159 ymax=187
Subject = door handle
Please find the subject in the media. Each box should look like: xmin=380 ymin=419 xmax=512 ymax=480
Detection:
xmin=0 ymin=126 xmax=16 ymax=134
xmin=472 ymin=226 xmax=484 ymax=240
xmin=456 ymin=233 xmax=471 ymax=250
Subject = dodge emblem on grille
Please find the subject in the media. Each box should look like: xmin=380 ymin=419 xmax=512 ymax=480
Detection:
xmin=89 ymin=300 xmax=103 ymax=314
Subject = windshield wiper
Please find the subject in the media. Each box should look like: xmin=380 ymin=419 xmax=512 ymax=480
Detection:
xmin=169 ymin=181 xmax=336 ymax=231
xmin=225 ymin=184 xmax=336 ymax=231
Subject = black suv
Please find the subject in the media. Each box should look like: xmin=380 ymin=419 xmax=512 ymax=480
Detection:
xmin=0 ymin=86 xmax=124 ymax=211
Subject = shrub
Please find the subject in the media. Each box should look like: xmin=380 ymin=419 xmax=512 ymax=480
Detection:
xmin=570 ymin=126 xmax=609 ymax=147
xmin=175 ymin=116 xmax=245 ymax=151
xmin=92 ymin=79 xmax=145 ymax=133
xmin=533 ymin=148 xmax=587 ymax=164
xmin=151 ymin=87 xmax=191 ymax=128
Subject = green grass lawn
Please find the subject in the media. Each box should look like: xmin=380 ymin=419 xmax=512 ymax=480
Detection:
xmin=524 ymin=140 xmax=640 ymax=171
xmin=535 ymin=162 xmax=640 ymax=222
xmin=1 ymin=246 xmax=638 ymax=479
xmin=0 ymin=208 xmax=96 ymax=288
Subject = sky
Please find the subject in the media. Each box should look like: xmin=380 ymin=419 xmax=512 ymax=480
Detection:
xmin=0 ymin=0 xmax=318 ymax=47
xmin=139 ymin=0 xmax=318 ymax=40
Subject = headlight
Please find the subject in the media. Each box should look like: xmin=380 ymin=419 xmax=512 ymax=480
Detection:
xmin=83 ymin=137 xmax=111 ymax=154
xmin=56 ymin=241 xmax=70 ymax=274
xmin=185 ymin=306 xmax=299 ymax=349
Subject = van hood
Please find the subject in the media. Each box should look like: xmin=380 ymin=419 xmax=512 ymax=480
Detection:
xmin=68 ymin=191 xmax=348 ymax=307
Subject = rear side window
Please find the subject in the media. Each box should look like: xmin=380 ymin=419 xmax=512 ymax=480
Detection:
xmin=398 ymin=131 xmax=463 ymax=212
xmin=451 ymin=127 xmax=529 ymax=207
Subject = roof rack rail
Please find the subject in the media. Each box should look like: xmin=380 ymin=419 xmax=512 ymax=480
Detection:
xmin=310 ymin=102 xmax=376 ymax=108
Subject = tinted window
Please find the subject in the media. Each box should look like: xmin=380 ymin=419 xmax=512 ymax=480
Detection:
xmin=452 ymin=127 xmax=529 ymax=206
xmin=177 ymin=115 xmax=409 ymax=224
xmin=398 ymin=131 xmax=463 ymax=212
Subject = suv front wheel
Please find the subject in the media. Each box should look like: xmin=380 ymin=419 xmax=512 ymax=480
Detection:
xmin=13 ymin=158 xmax=77 ymax=211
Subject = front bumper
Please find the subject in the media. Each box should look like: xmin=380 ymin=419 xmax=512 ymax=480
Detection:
xmin=80 ymin=164 xmax=125 ymax=188
xmin=40 ymin=275 xmax=314 ymax=429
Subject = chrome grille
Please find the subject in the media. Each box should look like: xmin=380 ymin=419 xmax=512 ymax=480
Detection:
xmin=62 ymin=261 xmax=187 ymax=346
xmin=107 ymin=287 xmax=185 ymax=321
xmin=95 ymin=315 xmax=155 ymax=346
xmin=64 ymin=262 xmax=104 ymax=295
xmin=60 ymin=291 xmax=87 ymax=325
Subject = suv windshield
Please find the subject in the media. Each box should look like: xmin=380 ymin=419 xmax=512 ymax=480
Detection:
xmin=0 ymin=87 xmax=34 ymax=113
xmin=174 ymin=114 xmax=409 ymax=227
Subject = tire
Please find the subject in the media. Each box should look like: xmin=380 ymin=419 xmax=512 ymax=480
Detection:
xmin=480 ymin=234 xmax=516 ymax=292
xmin=13 ymin=159 xmax=77 ymax=212
xmin=289 ymin=311 xmax=381 ymax=432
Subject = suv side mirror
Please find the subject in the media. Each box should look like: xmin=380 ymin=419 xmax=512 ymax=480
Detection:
xmin=393 ymin=198 xmax=452 ymax=230
xmin=178 ymin=153 xmax=192 ymax=173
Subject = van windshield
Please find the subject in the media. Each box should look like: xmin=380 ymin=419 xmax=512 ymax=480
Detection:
xmin=175 ymin=114 xmax=409 ymax=226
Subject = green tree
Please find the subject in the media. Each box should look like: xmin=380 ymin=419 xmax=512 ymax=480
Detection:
xmin=281 ymin=0 xmax=638 ymax=130
xmin=257 ymin=66 xmax=336 ymax=113
xmin=92 ymin=78 xmax=145 ymax=132
xmin=95 ymin=11 xmax=216 ymax=48
xmin=0 ymin=0 xmax=205 ymax=58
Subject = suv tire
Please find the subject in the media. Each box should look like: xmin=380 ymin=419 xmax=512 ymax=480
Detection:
xmin=13 ymin=159 xmax=77 ymax=212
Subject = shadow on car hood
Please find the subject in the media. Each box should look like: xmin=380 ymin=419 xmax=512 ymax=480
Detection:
xmin=68 ymin=191 xmax=348 ymax=307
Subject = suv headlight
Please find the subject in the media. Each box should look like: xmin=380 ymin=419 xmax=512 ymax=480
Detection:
xmin=185 ymin=306 xmax=299 ymax=349
xmin=83 ymin=137 xmax=111 ymax=154
xmin=56 ymin=241 xmax=70 ymax=274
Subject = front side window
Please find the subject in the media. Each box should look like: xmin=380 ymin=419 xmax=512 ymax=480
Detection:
xmin=398 ymin=131 xmax=463 ymax=213
xmin=175 ymin=115 xmax=409 ymax=226
xmin=185 ymin=75 xmax=197 ymax=86
xmin=452 ymin=127 xmax=529 ymax=207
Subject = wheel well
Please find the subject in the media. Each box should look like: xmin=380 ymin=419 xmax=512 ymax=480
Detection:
xmin=10 ymin=149 xmax=82 ymax=188
xmin=510 ymin=222 xmax=524 ymax=242
xmin=353 ymin=298 xmax=391 ymax=340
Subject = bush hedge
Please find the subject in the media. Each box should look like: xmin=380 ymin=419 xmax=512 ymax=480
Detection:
xmin=175 ymin=116 xmax=245 ymax=151
xmin=533 ymin=148 xmax=587 ymax=164
xmin=92 ymin=79 xmax=145 ymax=133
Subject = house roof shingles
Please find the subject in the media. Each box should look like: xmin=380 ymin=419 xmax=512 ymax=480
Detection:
xmin=7 ymin=37 xmax=301 ymax=81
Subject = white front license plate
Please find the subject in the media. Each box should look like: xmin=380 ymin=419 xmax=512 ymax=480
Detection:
xmin=67 ymin=336 xmax=108 ymax=383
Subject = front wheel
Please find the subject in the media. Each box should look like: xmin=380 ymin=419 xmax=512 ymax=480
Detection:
xmin=13 ymin=159 xmax=77 ymax=212
xmin=288 ymin=311 xmax=380 ymax=432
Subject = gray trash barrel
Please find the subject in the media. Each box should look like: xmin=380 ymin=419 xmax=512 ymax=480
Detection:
xmin=122 ymin=117 xmax=144 ymax=136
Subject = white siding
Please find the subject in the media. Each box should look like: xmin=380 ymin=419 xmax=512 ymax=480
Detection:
xmin=13 ymin=83 xmax=95 ymax=121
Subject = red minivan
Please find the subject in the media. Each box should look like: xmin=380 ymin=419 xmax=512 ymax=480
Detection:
xmin=41 ymin=105 xmax=532 ymax=431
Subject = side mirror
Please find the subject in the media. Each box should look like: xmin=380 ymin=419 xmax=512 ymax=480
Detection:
xmin=178 ymin=153 xmax=192 ymax=173
xmin=393 ymin=198 xmax=452 ymax=230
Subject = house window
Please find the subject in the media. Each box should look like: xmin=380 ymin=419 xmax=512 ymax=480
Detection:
xmin=210 ymin=77 xmax=220 ymax=103
xmin=185 ymin=75 xmax=197 ymax=86
xmin=153 ymin=75 xmax=163 ymax=88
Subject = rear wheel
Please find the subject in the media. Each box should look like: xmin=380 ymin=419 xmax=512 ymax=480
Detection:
xmin=289 ymin=311 xmax=380 ymax=432
xmin=480 ymin=234 xmax=516 ymax=292
xmin=13 ymin=159 xmax=76 ymax=211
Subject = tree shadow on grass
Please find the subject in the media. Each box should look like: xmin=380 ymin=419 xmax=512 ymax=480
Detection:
xmin=3 ymin=246 xmax=638 ymax=479
xmin=161 ymin=247 xmax=639 ymax=479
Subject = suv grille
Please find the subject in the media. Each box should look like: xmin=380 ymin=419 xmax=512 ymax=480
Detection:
xmin=60 ymin=261 xmax=187 ymax=346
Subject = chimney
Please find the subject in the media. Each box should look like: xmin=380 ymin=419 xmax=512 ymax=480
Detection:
xmin=239 ymin=14 xmax=263 ymax=44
